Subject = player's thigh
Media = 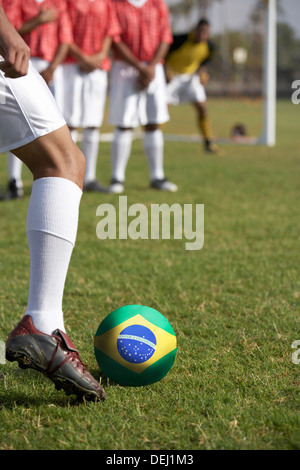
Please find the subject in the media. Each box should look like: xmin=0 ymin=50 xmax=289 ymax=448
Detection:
xmin=166 ymin=74 xmax=188 ymax=105
xmin=0 ymin=63 xmax=66 ymax=155
xmin=188 ymin=74 xmax=207 ymax=104
xmin=81 ymin=69 xmax=108 ymax=128
xmin=144 ymin=64 xmax=170 ymax=125
xmin=60 ymin=63 xmax=83 ymax=127
xmin=108 ymin=61 xmax=141 ymax=128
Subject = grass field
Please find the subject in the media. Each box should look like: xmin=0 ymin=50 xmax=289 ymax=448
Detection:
xmin=0 ymin=98 xmax=299 ymax=450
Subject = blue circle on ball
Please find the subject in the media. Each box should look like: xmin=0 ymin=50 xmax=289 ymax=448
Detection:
xmin=117 ymin=325 xmax=157 ymax=364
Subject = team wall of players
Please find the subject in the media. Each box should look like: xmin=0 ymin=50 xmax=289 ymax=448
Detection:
xmin=2 ymin=0 xmax=213 ymax=198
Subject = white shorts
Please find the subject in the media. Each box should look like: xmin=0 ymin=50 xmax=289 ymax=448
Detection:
xmin=30 ymin=57 xmax=50 ymax=74
xmin=60 ymin=63 xmax=108 ymax=128
xmin=0 ymin=61 xmax=66 ymax=154
xmin=30 ymin=57 xmax=64 ymax=109
xmin=167 ymin=73 xmax=207 ymax=105
xmin=108 ymin=61 xmax=169 ymax=128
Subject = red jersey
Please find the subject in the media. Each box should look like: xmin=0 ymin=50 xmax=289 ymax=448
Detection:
xmin=111 ymin=0 xmax=173 ymax=63
xmin=1 ymin=0 xmax=72 ymax=62
xmin=65 ymin=0 xmax=121 ymax=71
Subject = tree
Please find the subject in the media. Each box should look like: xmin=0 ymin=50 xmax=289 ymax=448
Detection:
xmin=277 ymin=22 xmax=300 ymax=71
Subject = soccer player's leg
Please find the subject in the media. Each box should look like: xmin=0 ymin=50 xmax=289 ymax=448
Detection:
xmin=6 ymin=151 xmax=23 ymax=199
xmin=82 ymin=126 xmax=109 ymax=193
xmin=193 ymin=100 xmax=217 ymax=153
xmin=1 ymin=67 xmax=106 ymax=401
xmin=108 ymin=62 xmax=136 ymax=194
xmin=81 ymin=69 xmax=109 ymax=193
xmin=144 ymin=64 xmax=177 ymax=192
xmin=144 ymin=123 xmax=177 ymax=192
xmin=6 ymin=127 xmax=106 ymax=401
xmin=110 ymin=126 xmax=133 ymax=194
xmin=187 ymin=73 xmax=218 ymax=154
xmin=64 ymin=65 xmax=109 ymax=193
xmin=4 ymin=58 xmax=54 ymax=201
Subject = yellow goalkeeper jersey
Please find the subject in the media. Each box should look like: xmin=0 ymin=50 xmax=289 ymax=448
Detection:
xmin=166 ymin=34 xmax=213 ymax=75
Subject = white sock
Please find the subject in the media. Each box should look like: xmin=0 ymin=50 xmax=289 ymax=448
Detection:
xmin=7 ymin=152 xmax=23 ymax=188
xmin=69 ymin=128 xmax=78 ymax=144
xmin=25 ymin=177 xmax=82 ymax=335
xmin=111 ymin=129 xmax=133 ymax=182
xmin=143 ymin=129 xmax=165 ymax=181
xmin=81 ymin=128 xmax=100 ymax=184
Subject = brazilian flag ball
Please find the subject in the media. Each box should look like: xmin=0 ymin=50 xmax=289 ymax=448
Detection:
xmin=94 ymin=305 xmax=177 ymax=386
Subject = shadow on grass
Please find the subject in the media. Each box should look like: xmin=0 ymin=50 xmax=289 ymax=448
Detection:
xmin=0 ymin=391 xmax=78 ymax=408
xmin=0 ymin=367 xmax=99 ymax=408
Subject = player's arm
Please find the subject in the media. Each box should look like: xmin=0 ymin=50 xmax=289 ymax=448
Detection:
xmin=197 ymin=41 xmax=215 ymax=86
xmin=0 ymin=6 xmax=30 ymax=77
xmin=112 ymin=40 xmax=143 ymax=72
xmin=17 ymin=5 xmax=58 ymax=36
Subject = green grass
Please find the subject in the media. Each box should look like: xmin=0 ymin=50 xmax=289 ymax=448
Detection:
xmin=0 ymin=98 xmax=299 ymax=450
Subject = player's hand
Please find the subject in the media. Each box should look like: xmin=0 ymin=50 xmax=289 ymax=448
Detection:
xmin=199 ymin=69 xmax=210 ymax=86
xmin=138 ymin=64 xmax=155 ymax=89
xmin=37 ymin=6 xmax=58 ymax=25
xmin=165 ymin=66 xmax=175 ymax=84
xmin=0 ymin=27 xmax=30 ymax=78
xmin=79 ymin=53 xmax=104 ymax=73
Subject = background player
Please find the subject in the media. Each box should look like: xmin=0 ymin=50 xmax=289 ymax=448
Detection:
xmin=166 ymin=18 xmax=217 ymax=154
xmin=108 ymin=0 xmax=177 ymax=194
xmin=2 ymin=0 xmax=73 ymax=199
xmin=60 ymin=0 xmax=120 ymax=193
xmin=0 ymin=5 xmax=106 ymax=401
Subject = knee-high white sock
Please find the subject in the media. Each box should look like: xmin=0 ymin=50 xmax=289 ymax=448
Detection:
xmin=111 ymin=129 xmax=133 ymax=182
xmin=81 ymin=128 xmax=100 ymax=184
xmin=143 ymin=129 xmax=165 ymax=181
xmin=7 ymin=152 xmax=23 ymax=188
xmin=25 ymin=177 xmax=82 ymax=335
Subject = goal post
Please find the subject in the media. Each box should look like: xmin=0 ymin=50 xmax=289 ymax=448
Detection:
xmin=259 ymin=0 xmax=277 ymax=147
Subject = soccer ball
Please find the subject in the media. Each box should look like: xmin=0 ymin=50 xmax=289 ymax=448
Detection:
xmin=94 ymin=305 xmax=177 ymax=386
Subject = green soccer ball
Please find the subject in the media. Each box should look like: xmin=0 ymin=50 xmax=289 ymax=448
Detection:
xmin=94 ymin=305 xmax=177 ymax=386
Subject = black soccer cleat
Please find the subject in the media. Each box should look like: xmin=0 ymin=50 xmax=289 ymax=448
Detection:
xmin=6 ymin=178 xmax=24 ymax=199
xmin=204 ymin=140 xmax=219 ymax=154
xmin=150 ymin=178 xmax=178 ymax=192
xmin=83 ymin=180 xmax=111 ymax=193
xmin=109 ymin=178 xmax=125 ymax=194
